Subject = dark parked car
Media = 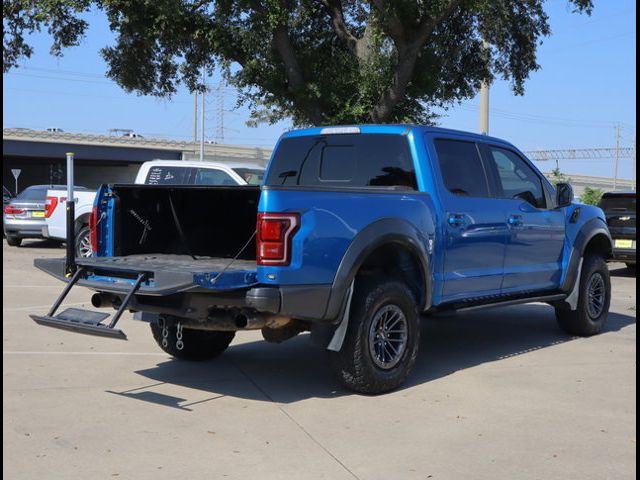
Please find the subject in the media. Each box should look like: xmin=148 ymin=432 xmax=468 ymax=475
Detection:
xmin=3 ymin=185 xmax=69 ymax=247
xmin=598 ymin=190 xmax=636 ymax=272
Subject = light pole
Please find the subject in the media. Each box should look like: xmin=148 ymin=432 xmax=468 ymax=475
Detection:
xmin=479 ymin=40 xmax=490 ymax=135
xmin=199 ymin=68 xmax=206 ymax=162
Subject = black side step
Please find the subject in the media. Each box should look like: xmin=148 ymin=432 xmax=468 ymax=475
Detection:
xmin=29 ymin=268 xmax=146 ymax=340
xmin=31 ymin=308 xmax=126 ymax=340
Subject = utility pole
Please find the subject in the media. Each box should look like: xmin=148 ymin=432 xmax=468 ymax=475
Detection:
xmin=215 ymin=83 xmax=224 ymax=144
xmin=479 ymin=40 xmax=490 ymax=135
xmin=633 ymin=133 xmax=637 ymax=191
xmin=199 ymin=68 xmax=206 ymax=162
xmin=614 ymin=123 xmax=622 ymax=189
xmin=193 ymin=93 xmax=198 ymax=144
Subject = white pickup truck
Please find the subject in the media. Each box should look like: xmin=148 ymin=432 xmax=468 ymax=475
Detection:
xmin=44 ymin=160 xmax=265 ymax=257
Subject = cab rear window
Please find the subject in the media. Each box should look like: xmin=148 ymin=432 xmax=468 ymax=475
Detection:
xmin=266 ymin=134 xmax=417 ymax=189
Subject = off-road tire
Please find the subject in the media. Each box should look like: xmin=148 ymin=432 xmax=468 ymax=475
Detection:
xmin=329 ymin=278 xmax=420 ymax=394
xmin=151 ymin=322 xmax=235 ymax=360
xmin=556 ymin=254 xmax=610 ymax=336
xmin=6 ymin=235 xmax=22 ymax=247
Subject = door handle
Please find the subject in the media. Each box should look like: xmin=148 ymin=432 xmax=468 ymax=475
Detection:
xmin=448 ymin=214 xmax=466 ymax=227
xmin=508 ymin=214 xmax=524 ymax=227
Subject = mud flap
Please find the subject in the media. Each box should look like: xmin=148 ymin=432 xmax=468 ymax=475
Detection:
xmin=564 ymin=257 xmax=584 ymax=311
xmin=326 ymin=281 xmax=354 ymax=352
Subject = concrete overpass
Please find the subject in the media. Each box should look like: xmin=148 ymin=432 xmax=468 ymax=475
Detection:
xmin=542 ymin=173 xmax=635 ymax=197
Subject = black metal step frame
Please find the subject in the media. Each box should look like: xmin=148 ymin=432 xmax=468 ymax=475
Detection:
xmin=30 ymin=268 xmax=146 ymax=340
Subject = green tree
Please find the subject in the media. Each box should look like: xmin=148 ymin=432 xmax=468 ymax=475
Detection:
xmin=579 ymin=186 xmax=604 ymax=206
xmin=3 ymin=0 xmax=593 ymax=126
xmin=548 ymin=166 xmax=571 ymax=186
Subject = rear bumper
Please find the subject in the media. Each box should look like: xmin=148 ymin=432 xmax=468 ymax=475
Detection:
xmin=609 ymin=235 xmax=636 ymax=264
xmin=611 ymin=248 xmax=636 ymax=263
xmin=34 ymin=257 xmax=332 ymax=321
xmin=3 ymin=220 xmax=46 ymax=238
xmin=247 ymin=286 xmax=331 ymax=319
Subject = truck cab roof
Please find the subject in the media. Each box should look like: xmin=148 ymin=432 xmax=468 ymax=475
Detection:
xmin=281 ymin=124 xmax=514 ymax=147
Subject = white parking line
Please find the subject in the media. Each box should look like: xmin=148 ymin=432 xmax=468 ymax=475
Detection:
xmin=3 ymin=302 xmax=87 ymax=311
xmin=3 ymin=285 xmax=67 ymax=288
xmin=3 ymin=351 xmax=167 ymax=356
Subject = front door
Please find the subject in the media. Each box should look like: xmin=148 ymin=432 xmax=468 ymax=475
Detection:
xmin=484 ymin=146 xmax=566 ymax=293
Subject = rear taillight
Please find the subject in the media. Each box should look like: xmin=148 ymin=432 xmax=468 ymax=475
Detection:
xmin=3 ymin=206 xmax=26 ymax=215
xmin=44 ymin=196 xmax=59 ymax=218
xmin=89 ymin=206 xmax=99 ymax=253
xmin=256 ymin=212 xmax=300 ymax=266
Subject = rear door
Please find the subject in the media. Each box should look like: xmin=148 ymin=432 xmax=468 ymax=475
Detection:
xmin=483 ymin=145 xmax=565 ymax=293
xmin=432 ymin=138 xmax=508 ymax=301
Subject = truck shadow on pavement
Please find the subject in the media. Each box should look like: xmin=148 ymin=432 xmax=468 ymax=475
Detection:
xmin=111 ymin=303 xmax=635 ymax=409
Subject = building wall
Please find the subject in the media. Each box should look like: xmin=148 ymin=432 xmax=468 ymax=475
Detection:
xmin=2 ymin=157 xmax=143 ymax=193
xmin=3 ymin=139 xmax=182 ymax=194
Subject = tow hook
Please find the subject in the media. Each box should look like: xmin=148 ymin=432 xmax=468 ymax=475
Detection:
xmin=176 ymin=322 xmax=184 ymax=351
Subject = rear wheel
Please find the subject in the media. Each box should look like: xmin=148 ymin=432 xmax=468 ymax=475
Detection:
xmin=150 ymin=320 xmax=235 ymax=360
xmin=6 ymin=235 xmax=22 ymax=247
xmin=556 ymin=254 xmax=610 ymax=336
xmin=329 ymin=278 xmax=420 ymax=394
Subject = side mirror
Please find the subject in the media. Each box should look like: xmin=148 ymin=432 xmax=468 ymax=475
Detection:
xmin=556 ymin=182 xmax=574 ymax=208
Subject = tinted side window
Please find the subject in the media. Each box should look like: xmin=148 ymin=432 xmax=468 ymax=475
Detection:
xmin=233 ymin=168 xmax=264 ymax=185
xmin=265 ymin=134 xmax=417 ymax=189
xmin=145 ymin=166 xmax=194 ymax=185
xmin=488 ymin=147 xmax=546 ymax=208
xmin=434 ymin=139 xmax=490 ymax=197
xmin=194 ymin=168 xmax=237 ymax=185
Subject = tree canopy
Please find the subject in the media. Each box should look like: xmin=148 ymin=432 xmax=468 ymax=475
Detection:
xmin=3 ymin=0 xmax=593 ymax=126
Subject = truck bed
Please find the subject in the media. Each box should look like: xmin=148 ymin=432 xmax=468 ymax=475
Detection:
xmin=108 ymin=184 xmax=260 ymax=260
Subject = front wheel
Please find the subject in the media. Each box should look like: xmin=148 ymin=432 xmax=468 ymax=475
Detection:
xmin=556 ymin=254 xmax=611 ymax=336
xmin=150 ymin=321 xmax=235 ymax=360
xmin=329 ymin=278 xmax=420 ymax=394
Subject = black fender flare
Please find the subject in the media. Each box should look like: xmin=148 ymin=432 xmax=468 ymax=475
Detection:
xmin=561 ymin=217 xmax=612 ymax=293
xmin=74 ymin=213 xmax=91 ymax=234
xmin=324 ymin=218 xmax=433 ymax=321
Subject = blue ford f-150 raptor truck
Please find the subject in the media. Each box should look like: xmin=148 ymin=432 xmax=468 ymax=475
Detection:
xmin=32 ymin=125 xmax=613 ymax=394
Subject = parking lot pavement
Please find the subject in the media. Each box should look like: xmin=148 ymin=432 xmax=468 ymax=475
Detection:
xmin=3 ymin=239 xmax=636 ymax=480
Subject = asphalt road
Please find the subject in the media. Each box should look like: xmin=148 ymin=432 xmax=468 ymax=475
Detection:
xmin=3 ymin=239 xmax=636 ymax=480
